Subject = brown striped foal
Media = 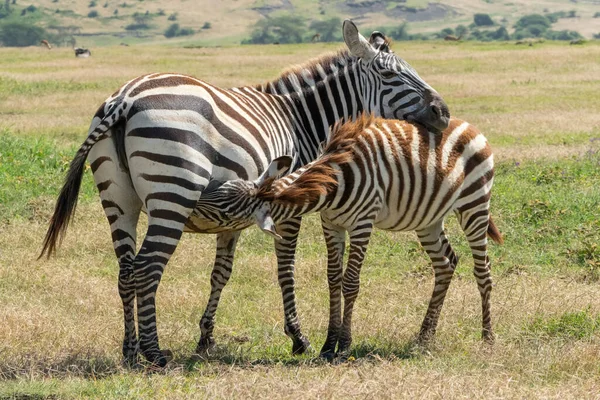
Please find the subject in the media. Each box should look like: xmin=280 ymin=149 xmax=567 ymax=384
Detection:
xmin=195 ymin=115 xmax=503 ymax=359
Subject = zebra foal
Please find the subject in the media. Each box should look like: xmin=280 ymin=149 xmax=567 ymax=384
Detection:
xmin=196 ymin=115 xmax=503 ymax=358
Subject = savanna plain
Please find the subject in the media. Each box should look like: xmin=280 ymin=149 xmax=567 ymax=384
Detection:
xmin=0 ymin=41 xmax=599 ymax=398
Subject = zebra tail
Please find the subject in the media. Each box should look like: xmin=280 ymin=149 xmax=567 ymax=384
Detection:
xmin=487 ymin=216 xmax=504 ymax=245
xmin=39 ymin=106 xmax=120 ymax=259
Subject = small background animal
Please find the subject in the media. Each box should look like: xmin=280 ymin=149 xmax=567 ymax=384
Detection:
xmin=74 ymin=47 xmax=91 ymax=58
xmin=40 ymin=40 xmax=52 ymax=49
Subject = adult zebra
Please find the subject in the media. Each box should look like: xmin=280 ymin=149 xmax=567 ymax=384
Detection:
xmin=194 ymin=115 xmax=503 ymax=358
xmin=40 ymin=21 xmax=450 ymax=367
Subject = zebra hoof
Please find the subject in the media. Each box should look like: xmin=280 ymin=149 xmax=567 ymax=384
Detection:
xmin=143 ymin=349 xmax=171 ymax=369
xmin=196 ymin=336 xmax=216 ymax=354
xmin=291 ymin=335 xmax=311 ymax=355
xmin=482 ymin=329 xmax=495 ymax=344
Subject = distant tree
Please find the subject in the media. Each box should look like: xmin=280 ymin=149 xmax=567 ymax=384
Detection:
xmin=567 ymin=10 xmax=576 ymax=18
xmin=0 ymin=22 xmax=46 ymax=46
xmin=455 ymin=24 xmax=469 ymax=37
xmin=103 ymin=2 xmax=108 ymax=8
xmin=89 ymin=0 xmax=96 ymax=7
xmin=244 ymin=15 xmax=307 ymax=44
xmin=157 ymin=8 xmax=165 ymax=16
xmin=388 ymin=22 xmax=410 ymax=40
xmin=473 ymin=13 xmax=494 ymax=26
xmin=308 ymin=17 xmax=342 ymax=42
xmin=164 ymin=23 xmax=194 ymax=38
xmin=113 ymin=8 xmax=117 ymax=15
xmin=491 ymin=26 xmax=509 ymax=40
xmin=202 ymin=21 xmax=211 ymax=29
xmin=440 ymin=27 xmax=454 ymax=36
xmin=594 ymin=12 xmax=600 ymax=18
xmin=594 ymin=32 xmax=600 ymax=39
xmin=545 ymin=29 xmax=582 ymax=40
xmin=87 ymin=10 xmax=98 ymax=18
xmin=514 ymin=14 xmax=551 ymax=30
xmin=167 ymin=12 xmax=177 ymax=21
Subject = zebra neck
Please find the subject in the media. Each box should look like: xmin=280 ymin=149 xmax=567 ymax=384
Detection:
xmin=256 ymin=51 xmax=365 ymax=165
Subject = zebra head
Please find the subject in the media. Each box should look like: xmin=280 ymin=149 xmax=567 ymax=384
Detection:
xmin=343 ymin=20 xmax=450 ymax=132
xmin=196 ymin=156 xmax=294 ymax=239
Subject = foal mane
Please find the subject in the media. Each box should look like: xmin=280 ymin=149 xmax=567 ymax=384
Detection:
xmin=257 ymin=113 xmax=376 ymax=206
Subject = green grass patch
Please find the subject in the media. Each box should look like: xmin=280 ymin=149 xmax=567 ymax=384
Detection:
xmin=526 ymin=309 xmax=600 ymax=340
xmin=0 ymin=76 xmax=102 ymax=99
xmin=0 ymin=131 xmax=97 ymax=222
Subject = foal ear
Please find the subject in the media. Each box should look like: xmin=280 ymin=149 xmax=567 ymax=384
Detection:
xmin=255 ymin=155 xmax=293 ymax=186
xmin=343 ymin=19 xmax=377 ymax=62
xmin=369 ymin=31 xmax=389 ymax=52
xmin=254 ymin=205 xmax=281 ymax=241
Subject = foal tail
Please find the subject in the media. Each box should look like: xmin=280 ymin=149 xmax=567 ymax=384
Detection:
xmin=487 ymin=216 xmax=504 ymax=245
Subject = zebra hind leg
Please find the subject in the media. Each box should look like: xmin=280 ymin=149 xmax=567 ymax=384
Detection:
xmin=133 ymin=210 xmax=196 ymax=367
xmin=90 ymin=139 xmax=143 ymax=367
xmin=275 ymin=217 xmax=311 ymax=355
xmin=196 ymin=231 xmax=241 ymax=355
xmin=415 ymin=221 xmax=458 ymax=343
xmin=457 ymin=207 xmax=494 ymax=342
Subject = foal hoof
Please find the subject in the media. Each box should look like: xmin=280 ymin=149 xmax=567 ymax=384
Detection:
xmin=482 ymin=330 xmax=495 ymax=344
xmin=292 ymin=336 xmax=311 ymax=355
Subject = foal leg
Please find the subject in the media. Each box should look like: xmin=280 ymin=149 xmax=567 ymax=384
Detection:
xmin=336 ymin=222 xmax=373 ymax=356
xmin=457 ymin=207 xmax=494 ymax=342
xmin=320 ymin=218 xmax=346 ymax=360
xmin=274 ymin=217 xmax=311 ymax=355
xmin=416 ymin=221 xmax=458 ymax=343
xmin=197 ymin=231 xmax=241 ymax=353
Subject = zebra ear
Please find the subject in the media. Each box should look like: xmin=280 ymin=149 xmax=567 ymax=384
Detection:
xmin=343 ymin=20 xmax=377 ymax=61
xmin=254 ymin=205 xmax=281 ymax=241
xmin=369 ymin=31 xmax=390 ymax=52
xmin=256 ymin=155 xmax=293 ymax=186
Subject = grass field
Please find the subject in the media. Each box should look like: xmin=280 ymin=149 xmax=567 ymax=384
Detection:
xmin=1 ymin=40 xmax=600 ymax=398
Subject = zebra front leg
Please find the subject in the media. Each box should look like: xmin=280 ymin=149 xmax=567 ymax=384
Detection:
xmin=320 ymin=219 xmax=345 ymax=360
xmin=416 ymin=222 xmax=458 ymax=343
xmin=197 ymin=231 xmax=241 ymax=354
xmin=458 ymin=208 xmax=494 ymax=342
xmin=336 ymin=222 xmax=373 ymax=358
xmin=274 ymin=217 xmax=311 ymax=355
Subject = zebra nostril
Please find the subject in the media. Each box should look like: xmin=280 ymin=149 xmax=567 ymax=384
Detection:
xmin=431 ymin=105 xmax=440 ymax=118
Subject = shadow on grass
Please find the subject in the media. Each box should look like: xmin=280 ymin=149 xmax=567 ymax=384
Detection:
xmin=0 ymin=339 xmax=425 ymax=379
xmin=0 ymin=352 xmax=123 ymax=380
xmin=181 ymin=338 xmax=423 ymax=372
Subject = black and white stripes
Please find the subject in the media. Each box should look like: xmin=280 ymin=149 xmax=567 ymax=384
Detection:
xmin=40 ymin=20 xmax=449 ymax=367
xmin=195 ymin=116 xmax=503 ymax=358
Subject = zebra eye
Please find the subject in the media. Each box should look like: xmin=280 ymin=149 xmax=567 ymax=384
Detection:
xmin=380 ymin=70 xmax=397 ymax=79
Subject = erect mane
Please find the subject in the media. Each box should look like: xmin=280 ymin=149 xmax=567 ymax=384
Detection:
xmin=255 ymin=49 xmax=354 ymax=93
xmin=257 ymin=113 xmax=376 ymax=206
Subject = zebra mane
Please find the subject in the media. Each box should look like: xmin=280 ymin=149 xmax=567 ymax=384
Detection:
xmin=256 ymin=113 xmax=376 ymax=206
xmin=256 ymin=49 xmax=354 ymax=93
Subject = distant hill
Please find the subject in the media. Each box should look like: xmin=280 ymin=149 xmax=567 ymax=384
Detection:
xmin=3 ymin=0 xmax=600 ymax=47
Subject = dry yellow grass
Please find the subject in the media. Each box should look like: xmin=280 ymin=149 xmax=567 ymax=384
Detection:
xmin=1 ymin=41 xmax=600 ymax=398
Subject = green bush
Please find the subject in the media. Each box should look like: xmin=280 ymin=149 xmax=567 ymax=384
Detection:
xmin=164 ymin=23 xmax=194 ymax=38
xmin=0 ymin=22 xmax=46 ymax=46
xmin=243 ymin=14 xmax=306 ymax=44
xmin=202 ymin=21 xmax=211 ymax=29
xmin=514 ymin=14 xmax=551 ymax=30
xmin=87 ymin=10 xmax=98 ymax=17
xmin=308 ymin=17 xmax=342 ymax=42
xmin=473 ymin=13 xmax=494 ymax=26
